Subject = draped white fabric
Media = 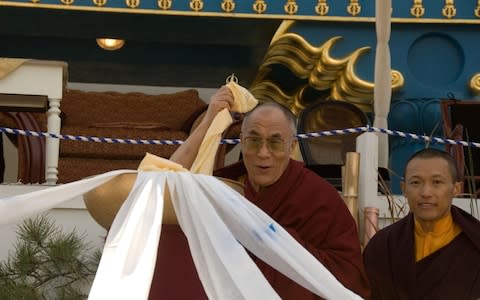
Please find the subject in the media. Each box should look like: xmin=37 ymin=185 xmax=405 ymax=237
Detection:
xmin=0 ymin=171 xmax=362 ymax=300
xmin=373 ymin=0 xmax=392 ymax=168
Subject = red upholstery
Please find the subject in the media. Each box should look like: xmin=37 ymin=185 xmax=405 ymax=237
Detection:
xmin=0 ymin=89 xmax=208 ymax=183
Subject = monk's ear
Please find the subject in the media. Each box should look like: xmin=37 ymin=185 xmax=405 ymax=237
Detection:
xmin=453 ymin=181 xmax=462 ymax=196
xmin=400 ymin=181 xmax=405 ymax=195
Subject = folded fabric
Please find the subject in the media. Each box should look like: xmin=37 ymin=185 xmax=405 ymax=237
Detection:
xmin=190 ymin=82 xmax=258 ymax=175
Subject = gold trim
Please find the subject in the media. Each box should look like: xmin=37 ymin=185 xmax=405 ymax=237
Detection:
xmin=442 ymin=0 xmax=456 ymax=19
xmin=410 ymin=0 xmax=424 ymax=18
xmin=92 ymin=0 xmax=107 ymax=7
xmin=253 ymin=0 xmax=267 ymax=14
xmin=469 ymin=73 xmax=480 ymax=95
xmin=221 ymin=0 xmax=235 ymax=13
xmin=347 ymin=0 xmax=361 ymax=17
xmin=284 ymin=0 xmax=298 ymax=15
xmin=189 ymin=0 xmax=203 ymax=11
xmin=125 ymin=0 xmax=140 ymax=8
xmin=315 ymin=0 xmax=329 ymax=16
xmin=2 ymin=2 xmax=480 ymax=24
xmin=157 ymin=0 xmax=172 ymax=10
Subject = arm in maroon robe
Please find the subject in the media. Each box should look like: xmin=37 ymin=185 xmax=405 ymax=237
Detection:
xmin=216 ymin=159 xmax=370 ymax=299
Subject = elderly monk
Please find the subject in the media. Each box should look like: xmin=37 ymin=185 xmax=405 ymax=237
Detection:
xmin=149 ymin=86 xmax=370 ymax=299
xmin=363 ymin=148 xmax=480 ymax=300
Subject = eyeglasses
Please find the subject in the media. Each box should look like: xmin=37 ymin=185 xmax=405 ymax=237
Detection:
xmin=241 ymin=136 xmax=289 ymax=153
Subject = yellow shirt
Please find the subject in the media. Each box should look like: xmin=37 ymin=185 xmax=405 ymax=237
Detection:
xmin=414 ymin=212 xmax=462 ymax=262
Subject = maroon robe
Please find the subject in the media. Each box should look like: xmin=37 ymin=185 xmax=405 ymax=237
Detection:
xmin=363 ymin=205 xmax=480 ymax=300
xmin=149 ymin=159 xmax=370 ymax=299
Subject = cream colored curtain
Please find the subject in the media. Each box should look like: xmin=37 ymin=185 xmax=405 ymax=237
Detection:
xmin=373 ymin=0 xmax=392 ymax=168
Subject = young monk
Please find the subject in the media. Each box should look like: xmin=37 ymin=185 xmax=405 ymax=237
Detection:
xmin=364 ymin=148 xmax=480 ymax=300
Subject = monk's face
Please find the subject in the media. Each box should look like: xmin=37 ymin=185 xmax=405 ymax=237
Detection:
xmin=240 ymin=106 xmax=296 ymax=192
xmin=401 ymin=157 xmax=461 ymax=229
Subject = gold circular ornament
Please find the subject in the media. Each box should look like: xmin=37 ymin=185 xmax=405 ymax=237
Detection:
xmin=469 ymin=73 xmax=480 ymax=95
xmin=226 ymin=73 xmax=239 ymax=84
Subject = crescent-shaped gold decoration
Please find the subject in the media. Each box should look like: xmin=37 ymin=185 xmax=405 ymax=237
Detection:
xmin=469 ymin=73 xmax=480 ymax=95
xmin=190 ymin=0 xmax=204 ymax=11
xmin=315 ymin=0 xmax=329 ymax=16
xmin=253 ymin=0 xmax=267 ymax=14
xmin=347 ymin=0 xmax=361 ymax=16
xmin=284 ymin=0 xmax=298 ymax=15
xmin=475 ymin=0 xmax=480 ymax=18
xmin=411 ymin=0 xmax=425 ymax=18
xmin=157 ymin=0 xmax=172 ymax=10
xmin=442 ymin=0 xmax=456 ymax=19
xmin=61 ymin=0 xmax=74 ymax=4
xmin=221 ymin=0 xmax=235 ymax=12
xmin=125 ymin=0 xmax=140 ymax=8
xmin=251 ymin=21 xmax=405 ymax=115
xmin=93 ymin=0 xmax=107 ymax=7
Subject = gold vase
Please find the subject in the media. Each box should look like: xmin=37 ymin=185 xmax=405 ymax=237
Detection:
xmin=84 ymin=174 xmax=244 ymax=229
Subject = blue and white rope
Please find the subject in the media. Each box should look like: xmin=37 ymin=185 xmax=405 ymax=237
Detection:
xmin=1 ymin=125 xmax=479 ymax=149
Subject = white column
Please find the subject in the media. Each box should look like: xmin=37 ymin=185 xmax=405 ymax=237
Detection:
xmin=356 ymin=132 xmax=379 ymax=239
xmin=46 ymin=98 xmax=61 ymax=184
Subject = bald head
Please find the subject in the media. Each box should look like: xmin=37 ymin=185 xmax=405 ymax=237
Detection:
xmin=242 ymin=102 xmax=297 ymax=136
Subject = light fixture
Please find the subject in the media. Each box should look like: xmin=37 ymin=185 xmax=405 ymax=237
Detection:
xmin=96 ymin=38 xmax=125 ymax=51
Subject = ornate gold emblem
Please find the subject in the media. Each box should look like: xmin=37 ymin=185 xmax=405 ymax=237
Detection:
xmin=475 ymin=0 xmax=480 ymax=18
xmin=469 ymin=73 xmax=480 ymax=95
xmin=284 ymin=0 xmax=298 ymax=15
xmin=61 ymin=0 xmax=74 ymax=4
xmin=125 ymin=0 xmax=140 ymax=8
xmin=158 ymin=0 xmax=172 ymax=10
xmin=31 ymin=0 xmax=40 ymax=3
xmin=315 ymin=0 xmax=329 ymax=16
xmin=226 ymin=73 xmax=238 ymax=84
xmin=253 ymin=0 xmax=267 ymax=14
xmin=410 ymin=0 xmax=425 ymax=18
xmin=221 ymin=0 xmax=235 ymax=12
xmin=442 ymin=0 xmax=456 ymax=19
xmin=190 ymin=0 xmax=203 ymax=11
xmin=93 ymin=0 xmax=107 ymax=6
xmin=347 ymin=0 xmax=361 ymax=16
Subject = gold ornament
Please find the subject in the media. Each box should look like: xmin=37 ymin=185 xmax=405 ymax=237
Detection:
xmin=61 ymin=0 xmax=74 ymax=4
xmin=221 ymin=0 xmax=235 ymax=12
xmin=284 ymin=0 xmax=298 ymax=15
xmin=410 ymin=0 xmax=425 ymax=18
xmin=442 ymin=0 xmax=456 ymax=19
xmin=190 ymin=0 xmax=204 ymax=11
xmin=347 ymin=0 xmax=361 ymax=16
xmin=476 ymin=0 xmax=480 ymax=18
xmin=469 ymin=73 xmax=480 ymax=95
xmin=93 ymin=0 xmax=107 ymax=6
xmin=315 ymin=0 xmax=329 ymax=16
xmin=253 ymin=0 xmax=267 ymax=14
xmin=125 ymin=0 xmax=140 ymax=8
xmin=226 ymin=73 xmax=239 ymax=84
xmin=158 ymin=0 xmax=172 ymax=10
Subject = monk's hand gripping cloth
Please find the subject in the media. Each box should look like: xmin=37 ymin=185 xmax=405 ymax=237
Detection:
xmin=190 ymin=81 xmax=258 ymax=175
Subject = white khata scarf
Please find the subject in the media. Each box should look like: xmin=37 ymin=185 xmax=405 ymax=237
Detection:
xmin=0 ymin=81 xmax=362 ymax=300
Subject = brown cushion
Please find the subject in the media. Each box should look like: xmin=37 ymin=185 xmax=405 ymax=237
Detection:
xmin=60 ymin=126 xmax=188 ymax=160
xmin=57 ymin=157 xmax=142 ymax=183
xmin=61 ymin=89 xmax=207 ymax=131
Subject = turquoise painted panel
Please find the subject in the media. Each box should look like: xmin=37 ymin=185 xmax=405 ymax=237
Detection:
xmin=1 ymin=0 xmax=480 ymax=19
xmin=290 ymin=21 xmax=480 ymax=192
